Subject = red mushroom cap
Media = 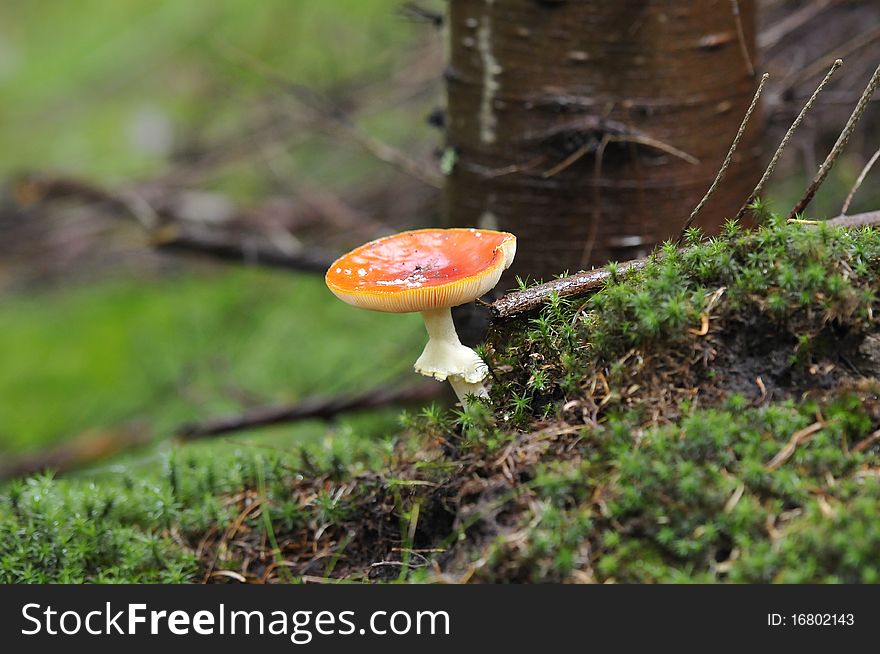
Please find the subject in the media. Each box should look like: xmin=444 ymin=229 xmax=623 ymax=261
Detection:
xmin=325 ymin=228 xmax=516 ymax=313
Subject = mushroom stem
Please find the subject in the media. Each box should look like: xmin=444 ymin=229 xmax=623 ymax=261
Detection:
xmin=416 ymin=307 xmax=490 ymax=406
xmin=447 ymin=377 xmax=490 ymax=406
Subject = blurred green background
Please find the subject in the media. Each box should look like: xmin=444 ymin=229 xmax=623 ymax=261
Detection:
xmin=0 ymin=0 xmax=433 ymax=472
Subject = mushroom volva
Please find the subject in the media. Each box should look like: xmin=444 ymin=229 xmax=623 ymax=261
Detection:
xmin=325 ymin=228 xmax=516 ymax=406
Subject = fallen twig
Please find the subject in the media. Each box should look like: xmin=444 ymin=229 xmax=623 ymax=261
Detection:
xmin=490 ymin=259 xmax=646 ymax=320
xmin=176 ymin=382 xmax=441 ymax=440
xmin=490 ymin=209 xmax=880 ymax=319
xmin=824 ymin=210 xmax=880 ymax=229
xmin=790 ymin=62 xmax=880 ymax=219
xmin=678 ymin=73 xmax=768 ymax=240
xmin=151 ymin=225 xmax=337 ymax=274
xmin=736 ymin=59 xmax=843 ymax=221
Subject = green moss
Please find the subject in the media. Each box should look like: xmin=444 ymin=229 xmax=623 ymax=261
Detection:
xmin=473 ymin=215 xmax=880 ymax=582
xmin=478 ymin=396 xmax=880 ymax=583
xmin=6 ymin=215 xmax=880 ymax=583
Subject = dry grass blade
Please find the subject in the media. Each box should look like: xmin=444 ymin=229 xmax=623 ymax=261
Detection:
xmin=210 ymin=570 xmax=248 ymax=583
xmin=766 ymin=422 xmax=824 ymax=471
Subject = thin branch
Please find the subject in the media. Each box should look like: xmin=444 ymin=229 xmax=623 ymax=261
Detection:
xmin=397 ymin=2 xmax=444 ymax=28
xmin=581 ymin=134 xmax=610 ymax=269
xmin=490 ymin=259 xmax=647 ymax=320
xmin=758 ymin=0 xmax=841 ymax=51
xmin=841 ymin=146 xmax=880 ymax=215
xmin=541 ymin=133 xmax=697 ymax=179
xmin=825 ymin=210 xmax=880 ymax=229
xmin=222 ymin=45 xmax=443 ymax=188
xmin=789 ymin=62 xmax=880 ymax=219
xmin=730 ymin=0 xmax=755 ymax=78
xmin=777 ymin=24 xmax=880 ymax=99
xmin=736 ymin=59 xmax=843 ymax=221
xmin=679 ymin=72 xmax=768 ymax=240
xmin=176 ymin=382 xmax=441 ymax=440
xmin=490 ymin=209 xmax=880 ymax=319
xmin=151 ymin=226 xmax=338 ymax=274
xmin=13 ymin=172 xmax=346 ymax=274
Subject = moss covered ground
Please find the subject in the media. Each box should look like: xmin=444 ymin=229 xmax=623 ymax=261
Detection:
xmin=5 ymin=212 xmax=880 ymax=583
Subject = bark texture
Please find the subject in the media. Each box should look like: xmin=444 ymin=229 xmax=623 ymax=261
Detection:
xmin=444 ymin=0 xmax=762 ymax=284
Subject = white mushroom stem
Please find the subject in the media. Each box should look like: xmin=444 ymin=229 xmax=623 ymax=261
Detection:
xmin=415 ymin=307 xmax=490 ymax=406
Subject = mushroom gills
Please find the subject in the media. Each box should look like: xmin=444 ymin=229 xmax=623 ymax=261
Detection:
xmin=415 ymin=307 xmax=490 ymax=404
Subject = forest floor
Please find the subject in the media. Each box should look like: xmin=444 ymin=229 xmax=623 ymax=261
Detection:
xmin=4 ymin=0 xmax=880 ymax=584
xmin=5 ymin=211 xmax=880 ymax=583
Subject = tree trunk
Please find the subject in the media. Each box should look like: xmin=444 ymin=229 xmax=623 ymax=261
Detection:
xmin=444 ymin=0 xmax=761 ymax=284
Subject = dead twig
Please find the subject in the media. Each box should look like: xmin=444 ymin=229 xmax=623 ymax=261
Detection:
xmin=679 ymin=73 xmax=768 ymax=240
xmin=730 ymin=0 xmax=755 ymax=78
xmin=758 ymin=0 xmax=842 ymax=52
xmin=825 ymin=210 xmax=880 ymax=229
xmin=852 ymin=429 xmax=880 ymax=454
xmin=736 ymin=59 xmax=843 ymax=221
xmin=541 ymin=133 xmax=697 ymax=179
xmin=789 ymin=62 xmax=880 ymax=219
xmin=841 ymin=146 xmax=880 ymax=215
xmin=177 ymin=382 xmax=441 ymax=440
xmin=490 ymin=208 xmax=880 ymax=319
xmin=777 ymin=24 xmax=880 ymax=100
xmin=490 ymin=259 xmax=647 ymax=320
xmin=151 ymin=225 xmax=338 ymax=274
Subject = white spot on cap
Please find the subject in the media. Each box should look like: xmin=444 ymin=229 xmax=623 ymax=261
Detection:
xmin=344 ymin=269 xmax=351 ymax=275
xmin=376 ymin=273 xmax=428 ymax=289
xmin=335 ymin=267 xmax=342 ymax=273
xmin=357 ymin=268 xmax=367 ymax=276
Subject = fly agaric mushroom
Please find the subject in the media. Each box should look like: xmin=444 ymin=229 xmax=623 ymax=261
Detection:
xmin=325 ymin=228 xmax=516 ymax=406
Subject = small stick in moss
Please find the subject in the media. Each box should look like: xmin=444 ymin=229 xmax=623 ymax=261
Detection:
xmin=678 ymin=73 xmax=768 ymax=241
xmin=789 ymin=62 xmax=880 ymax=219
xmin=490 ymin=259 xmax=647 ymax=320
xmin=491 ymin=208 xmax=880 ymax=320
xmin=736 ymin=59 xmax=843 ymax=221
xmin=766 ymin=421 xmax=824 ymax=471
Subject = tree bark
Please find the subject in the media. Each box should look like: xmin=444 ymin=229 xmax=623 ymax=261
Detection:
xmin=444 ymin=0 xmax=762 ymax=284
